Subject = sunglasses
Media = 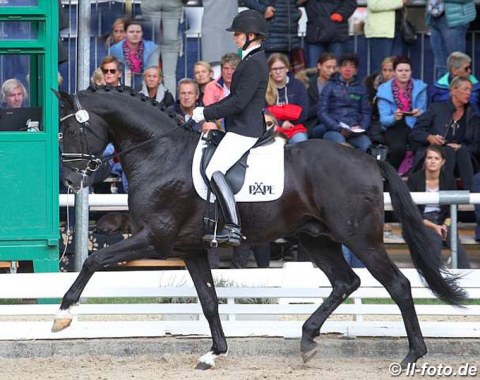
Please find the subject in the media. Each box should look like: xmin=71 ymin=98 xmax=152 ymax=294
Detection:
xmin=102 ymin=69 xmax=117 ymax=74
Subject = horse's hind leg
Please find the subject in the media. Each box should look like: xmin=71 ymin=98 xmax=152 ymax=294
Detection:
xmin=352 ymin=243 xmax=427 ymax=366
xmin=184 ymin=251 xmax=228 ymax=370
xmin=298 ymin=234 xmax=361 ymax=363
xmin=52 ymin=232 xmax=154 ymax=332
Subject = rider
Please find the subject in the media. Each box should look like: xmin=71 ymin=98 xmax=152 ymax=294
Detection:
xmin=192 ymin=10 xmax=269 ymax=247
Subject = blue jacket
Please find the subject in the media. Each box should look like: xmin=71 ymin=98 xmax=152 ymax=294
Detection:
xmin=276 ymin=73 xmax=309 ymax=124
xmin=243 ymin=0 xmax=302 ymax=52
xmin=318 ymin=72 xmax=371 ymax=132
xmin=426 ymin=0 xmax=476 ymax=28
xmin=110 ymin=39 xmax=158 ymax=72
xmin=377 ymin=78 xmax=428 ymax=130
xmin=428 ymin=73 xmax=480 ymax=115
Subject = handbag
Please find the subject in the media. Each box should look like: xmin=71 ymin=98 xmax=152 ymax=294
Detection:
xmin=266 ymin=104 xmax=303 ymax=121
xmin=400 ymin=7 xmax=417 ymax=45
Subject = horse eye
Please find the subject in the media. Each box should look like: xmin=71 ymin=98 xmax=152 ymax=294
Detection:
xmin=58 ymin=132 xmax=63 ymax=140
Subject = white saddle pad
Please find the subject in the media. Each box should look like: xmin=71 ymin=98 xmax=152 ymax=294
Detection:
xmin=192 ymin=135 xmax=285 ymax=202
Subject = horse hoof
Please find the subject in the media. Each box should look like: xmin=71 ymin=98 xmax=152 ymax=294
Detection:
xmin=51 ymin=318 xmax=72 ymax=332
xmin=195 ymin=361 xmax=214 ymax=370
xmin=301 ymin=346 xmax=318 ymax=363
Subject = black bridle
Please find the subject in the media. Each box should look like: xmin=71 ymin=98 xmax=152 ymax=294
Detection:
xmin=60 ymin=93 xmax=194 ymax=179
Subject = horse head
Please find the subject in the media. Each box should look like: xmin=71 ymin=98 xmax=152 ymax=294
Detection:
xmin=55 ymin=90 xmax=110 ymax=191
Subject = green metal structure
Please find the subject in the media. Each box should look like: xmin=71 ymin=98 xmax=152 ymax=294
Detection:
xmin=0 ymin=1 xmax=59 ymax=272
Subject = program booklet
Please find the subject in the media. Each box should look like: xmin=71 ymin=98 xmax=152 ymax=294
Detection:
xmin=339 ymin=122 xmax=365 ymax=134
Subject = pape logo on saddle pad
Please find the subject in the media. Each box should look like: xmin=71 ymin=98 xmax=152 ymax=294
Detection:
xmin=192 ymin=136 xmax=285 ymax=203
xmin=249 ymin=182 xmax=274 ymax=195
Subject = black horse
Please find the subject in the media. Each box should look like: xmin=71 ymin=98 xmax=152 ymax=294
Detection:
xmin=53 ymin=87 xmax=466 ymax=370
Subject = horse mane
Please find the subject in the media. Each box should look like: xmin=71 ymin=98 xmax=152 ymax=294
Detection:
xmin=82 ymin=85 xmax=199 ymax=141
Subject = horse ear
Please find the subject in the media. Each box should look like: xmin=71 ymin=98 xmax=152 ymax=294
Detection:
xmin=51 ymin=89 xmax=74 ymax=109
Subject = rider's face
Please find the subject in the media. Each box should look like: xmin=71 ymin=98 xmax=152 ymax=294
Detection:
xmin=233 ymin=31 xmax=247 ymax=49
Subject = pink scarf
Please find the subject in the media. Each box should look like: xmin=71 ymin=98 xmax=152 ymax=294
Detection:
xmin=392 ymin=78 xmax=413 ymax=111
xmin=123 ymin=40 xmax=144 ymax=73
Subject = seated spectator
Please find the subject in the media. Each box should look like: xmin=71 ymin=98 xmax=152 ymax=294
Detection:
xmin=1 ymin=78 xmax=28 ymax=108
xmin=471 ymin=171 xmax=480 ymax=240
xmin=90 ymin=67 xmax=106 ymax=87
xmin=318 ymin=53 xmax=372 ymax=152
xmin=306 ymin=52 xmax=337 ymax=138
xmin=193 ymin=60 xmax=214 ymax=106
xmin=109 ymin=19 xmax=158 ymax=88
xmin=99 ymin=55 xmax=123 ymax=87
xmin=410 ymin=77 xmax=480 ymax=190
xmin=265 ymin=53 xmax=309 ymax=144
xmin=376 ymin=56 xmax=428 ymax=169
xmin=429 ymin=51 xmax=480 ymax=115
xmin=203 ymin=53 xmax=240 ymax=131
xmin=167 ymin=78 xmax=202 ymax=132
xmin=138 ymin=66 xmax=175 ymax=108
xmin=365 ymin=56 xmax=396 ymax=145
xmin=407 ymin=145 xmax=471 ymax=269
xmin=104 ymin=17 xmax=126 ymax=52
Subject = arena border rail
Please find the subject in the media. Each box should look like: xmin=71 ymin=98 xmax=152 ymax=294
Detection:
xmin=0 ymin=264 xmax=478 ymax=340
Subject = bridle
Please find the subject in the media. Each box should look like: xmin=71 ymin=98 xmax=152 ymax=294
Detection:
xmin=60 ymin=94 xmax=105 ymax=179
xmin=60 ymin=93 xmax=194 ymax=180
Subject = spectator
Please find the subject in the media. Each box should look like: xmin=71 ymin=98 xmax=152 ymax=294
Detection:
xmin=410 ymin=77 xmax=480 ymax=190
xmin=140 ymin=0 xmax=184 ymax=97
xmin=167 ymin=78 xmax=202 ymax=132
xmin=193 ymin=60 xmax=214 ymax=106
xmin=364 ymin=0 xmax=408 ymax=74
xmin=90 ymin=67 xmax=106 ymax=87
xmin=306 ymin=52 xmax=337 ymax=138
xmin=407 ymin=144 xmax=471 ymax=268
xmin=265 ymin=53 xmax=309 ymax=144
xmin=109 ymin=19 xmax=158 ymax=88
xmin=426 ymin=0 xmax=477 ymax=79
xmin=242 ymin=0 xmax=305 ymax=58
xmin=203 ymin=53 xmax=240 ymax=107
xmin=201 ymin=0 xmax=237 ymax=71
xmin=318 ymin=53 xmax=372 ymax=152
xmin=99 ymin=55 xmax=123 ymax=87
xmin=203 ymin=53 xmax=241 ymax=131
xmin=304 ymin=0 xmax=357 ymax=67
xmin=365 ymin=56 xmax=396 ymax=145
xmin=429 ymin=51 xmax=480 ymax=115
xmin=138 ymin=66 xmax=175 ymax=108
xmin=104 ymin=17 xmax=126 ymax=52
xmin=0 ymin=78 xmax=27 ymax=108
xmin=376 ymin=56 xmax=428 ymax=169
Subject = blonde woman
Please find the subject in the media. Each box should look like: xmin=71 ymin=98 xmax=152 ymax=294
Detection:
xmin=266 ymin=53 xmax=309 ymax=144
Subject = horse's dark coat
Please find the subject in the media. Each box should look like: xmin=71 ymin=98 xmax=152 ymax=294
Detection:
xmin=55 ymin=87 xmax=466 ymax=369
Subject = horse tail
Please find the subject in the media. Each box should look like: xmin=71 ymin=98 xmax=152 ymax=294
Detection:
xmin=376 ymin=159 xmax=467 ymax=306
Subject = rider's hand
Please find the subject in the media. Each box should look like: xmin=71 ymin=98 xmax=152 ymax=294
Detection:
xmin=192 ymin=107 xmax=205 ymax=123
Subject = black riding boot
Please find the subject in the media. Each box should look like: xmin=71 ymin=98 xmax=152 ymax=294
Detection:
xmin=203 ymin=171 xmax=244 ymax=247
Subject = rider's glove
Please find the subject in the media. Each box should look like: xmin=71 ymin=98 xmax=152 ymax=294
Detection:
xmin=192 ymin=107 xmax=205 ymax=123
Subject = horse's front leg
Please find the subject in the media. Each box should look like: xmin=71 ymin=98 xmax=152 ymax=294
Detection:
xmin=184 ymin=251 xmax=228 ymax=370
xmin=52 ymin=231 xmax=154 ymax=332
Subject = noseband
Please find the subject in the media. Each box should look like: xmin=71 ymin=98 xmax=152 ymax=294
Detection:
xmin=60 ymin=94 xmax=104 ymax=179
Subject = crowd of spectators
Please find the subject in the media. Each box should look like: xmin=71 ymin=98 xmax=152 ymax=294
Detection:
xmin=5 ymin=1 xmax=478 ymax=269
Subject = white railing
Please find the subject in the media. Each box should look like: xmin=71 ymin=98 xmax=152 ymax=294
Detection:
xmin=0 ymin=264 xmax=478 ymax=340
xmin=59 ymin=192 xmax=480 ymax=208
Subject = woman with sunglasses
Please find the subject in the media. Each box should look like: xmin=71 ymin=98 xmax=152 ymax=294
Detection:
xmin=410 ymin=76 xmax=480 ymax=190
xmin=430 ymin=51 xmax=480 ymax=115
xmin=99 ymin=55 xmax=123 ymax=87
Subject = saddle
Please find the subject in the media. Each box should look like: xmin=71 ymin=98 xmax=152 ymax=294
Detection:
xmin=200 ymin=128 xmax=276 ymax=194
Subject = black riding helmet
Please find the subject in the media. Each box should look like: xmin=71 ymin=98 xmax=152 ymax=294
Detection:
xmin=227 ymin=10 xmax=268 ymax=50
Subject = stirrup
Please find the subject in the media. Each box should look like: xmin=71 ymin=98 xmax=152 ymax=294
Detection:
xmin=203 ymin=226 xmax=245 ymax=248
